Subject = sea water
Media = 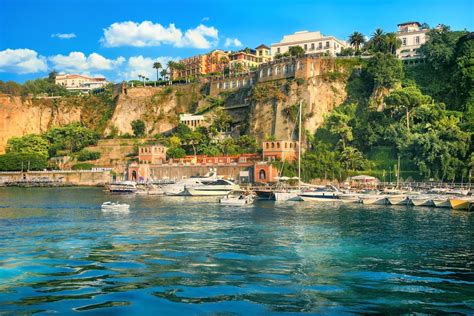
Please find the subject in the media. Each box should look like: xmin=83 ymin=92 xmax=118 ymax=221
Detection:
xmin=0 ymin=187 xmax=473 ymax=314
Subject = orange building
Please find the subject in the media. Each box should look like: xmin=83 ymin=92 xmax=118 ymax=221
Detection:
xmin=138 ymin=145 xmax=167 ymax=164
xmin=171 ymin=49 xmax=229 ymax=80
xmin=262 ymin=140 xmax=298 ymax=162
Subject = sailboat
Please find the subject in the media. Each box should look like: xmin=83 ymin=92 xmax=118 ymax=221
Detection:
xmin=272 ymin=101 xmax=303 ymax=201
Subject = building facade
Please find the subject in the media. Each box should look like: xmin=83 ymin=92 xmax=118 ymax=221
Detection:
xmin=271 ymin=30 xmax=348 ymax=57
xmin=396 ymin=22 xmax=429 ymax=59
xmin=262 ymin=140 xmax=298 ymax=162
xmin=138 ymin=145 xmax=167 ymax=165
xmin=171 ymin=49 xmax=229 ymax=80
xmin=55 ymin=74 xmax=108 ymax=93
xmin=228 ymin=44 xmax=272 ymax=72
xmin=179 ymin=114 xmax=206 ymax=129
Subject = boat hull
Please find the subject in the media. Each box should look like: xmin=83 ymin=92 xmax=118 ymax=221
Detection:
xmin=410 ymin=199 xmax=434 ymax=207
xmin=254 ymin=190 xmax=274 ymax=200
xmin=432 ymin=199 xmax=450 ymax=208
xmin=449 ymin=199 xmax=470 ymax=210
xmin=274 ymin=192 xmax=302 ymax=201
xmin=360 ymin=196 xmax=387 ymax=205
xmin=387 ymin=196 xmax=409 ymax=205
xmin=185 ymin=188 xmax=236 ymax=196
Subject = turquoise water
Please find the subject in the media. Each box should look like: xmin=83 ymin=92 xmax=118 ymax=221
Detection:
xmin=0 ymin=187 xmax=473 ymax=315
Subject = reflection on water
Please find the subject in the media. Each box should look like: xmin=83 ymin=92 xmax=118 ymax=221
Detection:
xmin=0 ymin=187 xmax=473 ymax=314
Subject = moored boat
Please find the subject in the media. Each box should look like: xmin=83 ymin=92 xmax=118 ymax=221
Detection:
xmin=220 ymin=191 xmax=254 ymax=206
xmin=359 ymin=194 xmax=387 ymax=205
xmin=298 ymin=186 xmax=342 ymax=202
xmin=449 ymin=198 xmax=471 ymax=210
xmin=387 ymin=195 xmax=409 ymax=205
xmin=409 ymin=194 xmax=436 ymax=207
xmin=184 ymin=179 xmax=240 ymax=196
xmin=432 ymin=197 xmax=452 ymax=208
xmin=108 ymin=181 xmax=137 ymax=193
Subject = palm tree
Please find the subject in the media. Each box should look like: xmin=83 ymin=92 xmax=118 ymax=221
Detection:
xmin=153 ymin=62 xmax=162 ymax=81
xmin=348 ymin=31 xmax=365 ymax=52
xmin=384 ymin=32 xmax=401 ymax=55
xmin=138 ymin=75 xmax=143 ymax=86
xmin=160 ymin=69 xmax=168 ymax=81
xmin=370 ymin=28 xmax=385 ymax=52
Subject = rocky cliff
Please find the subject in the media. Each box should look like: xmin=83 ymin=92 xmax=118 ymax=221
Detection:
xmin=0 ymin=60 xmax=356 ymax=152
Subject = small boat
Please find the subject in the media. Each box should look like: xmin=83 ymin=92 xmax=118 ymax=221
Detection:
xmin=274 ymin=189 xmax=302 ymax=201
xmin=185 ymin=179 xmax=240 ymax=196
xmin=387 ymin=195 xmax=409 ymax=205
xmin=432 ymin=197 xmax=452 ymax=208
xmin=449 ymin=198 xmax=472 ymax=210
xmin=339 ymin=193 xmax=361 ymax=203
xmin=101 ymin=201 xmax=130 ymax=211
xmin=108 ymin=181 xmax=137 ymax=193
xmin=359 ymin=194 xmax=387 ymax=205
xmin=162 ymin=171 xmax=218 ymax=196
xmin=409 ymin=194 xmax=436 ymax=207
xmin=220 ymin=191 xmax=254 ymax=206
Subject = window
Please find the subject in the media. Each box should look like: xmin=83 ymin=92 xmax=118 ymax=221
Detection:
xmin=259 ymin=169 xmax=266 ymax=180
xmin=268 ymin=67 xmax=272 ymax=76
xmin=271 ymin=143 xmax=275 ymax=148
xmin=275 ymin=66 xmax=280 ymax=75
xmin=319 ymin=42 xmax=322 ymax=49
xmin=277 ymin=47 xmax=280 ymax=54
xmin=284 ymin=64 xmax=288 ymax=73
xmin=311 ymin=43 xmax=315 ymax=50
xmin=326 ymin=41 xmax=329 ymax=48
xmin=304 ymin=44 xmax=308 ymax=50
xmin=259 ymin=70 xmax=264 ymax=78
xmin=402 ymin=38 xmax=407 ymax=46
xmin=415 ymin=36 xmax=420 ymax=44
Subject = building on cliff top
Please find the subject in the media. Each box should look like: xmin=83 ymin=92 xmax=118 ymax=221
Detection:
xmin=396 ymin=21 xmax=429 ymax=60
xmin=170 ymin=49 xmax=229 ymax=80
xmin=55 ymin=74 xmax=108 ymax=93
xmin=271 ymin=30 xmax=348 ymax=58
xmin=228 ymin=45 xmax=272 ymax=72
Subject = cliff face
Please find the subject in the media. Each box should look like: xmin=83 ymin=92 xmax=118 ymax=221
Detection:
xmin=105 ymin=84 xmax=203 ymax=136
xmin=0 ymin=61 xmax=353 ymax=153
xmin=0 ymin=94 xmax=82 ymax=153
xmin=245 ymin=77 xmax=347 ymax=143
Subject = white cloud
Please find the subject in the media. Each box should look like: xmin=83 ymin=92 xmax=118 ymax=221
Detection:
xmin=119 ymin=55 xmax=177 ymax=81
xmin=101 ymin=21 xmax=218 ymax=49
xmin=49 ymin=52 xmax=125 ymax=74
xmin=51 ymin=33 xmax=76 ymax=39
xmin=224 ymin=37 xmax=243 ymax=48
xmin=201 ymin=17 xmax=209 ymax=22
xmin=176 ymin=24 xmax=218 ymax=49
xmin=0 ymin=48 xmax=48 ymax=74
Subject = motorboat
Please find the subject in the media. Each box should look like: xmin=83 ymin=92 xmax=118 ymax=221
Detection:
xmin=108 ymin=181 xmax=137 ymax=193
xmin=161 ymin=171 xmax=218 ymax=196
xmin=101 ymin=201 xmax=130 ymax=211
xmin=449 ymin=198 xmax=472 ymax=210
xmin=220 ymin=191 xmax=254 ymax=206
xmin=184 ymin=179 xmax=240 ymax=196
xmin=387 ymin=195 xmax=409 ymax=205
xmin=409 ymin=194 xmax=436 ymax=207
xmin=339 ymin=193 xmax=362 ymax=203
xmin=359 ymin=191 xmax=388 ymax=205
xmin=432 ymin=196 xmax=452 ymax=208
xmin=298 ymin=185 xmax=342 ymax=202
xmin=274 ymin=190 xmax=302 ymax=201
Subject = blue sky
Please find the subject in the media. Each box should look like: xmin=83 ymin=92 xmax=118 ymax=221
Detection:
xmin=0 ymin=0 xmax=472 ymax=83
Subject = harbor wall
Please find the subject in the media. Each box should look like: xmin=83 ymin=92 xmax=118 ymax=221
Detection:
xmin=0 ymin=170 xmax=112 ymax=186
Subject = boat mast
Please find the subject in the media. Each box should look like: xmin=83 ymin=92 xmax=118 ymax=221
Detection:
xmin=298 ymin=100 xmax=302 ymax=191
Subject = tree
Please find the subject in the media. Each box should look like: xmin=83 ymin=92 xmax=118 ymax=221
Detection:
xmin=349 ymin=31 xmax=365 ymax=52
xmin=0 ymin=153 xmax=48 ymax=171
xmin=6 ymin=134 xmax=49 ymax=157
xmin=211 ymin=108 xmax=232 ymax=132
xmin=288 ymin=46 xmax=305 ymax=57
xmin=366 ymin=52 xmax=404 ymax=88
xmin=160 ymin=69 xmax=168 ymax=81
xmin=384 ymin=86 xmax=432 ymax=131
xmin=48 ymin=70 xmax=58 ymax=83
xmin=167 ymin=146 xmax=186 ymax=159
xmin=369 ymin=28 xmax=385 ymax=52
xmin=339 ymin=146 xmax=367 ymax=171
xmin=44 ymin=123 xmax=99 ymax=154
xmin=153 ymin=62 xmax=162 ymax=81
xmin=131 ymin=119 xmax=146 ymax=137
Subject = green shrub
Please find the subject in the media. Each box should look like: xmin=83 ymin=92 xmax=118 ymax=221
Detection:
xmin=71 ymin=163 xmax=94 ymax=170
xmin=76 ymin=150 xmax=101 ymax=161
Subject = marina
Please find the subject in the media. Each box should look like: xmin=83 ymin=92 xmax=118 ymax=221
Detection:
xmin=0 ymin=187 xmax=473 ymax=314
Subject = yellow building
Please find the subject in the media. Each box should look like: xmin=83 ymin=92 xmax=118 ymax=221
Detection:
xmin=55 ymin=74 xmax=108 ymax=93
xmin=228 ymin=44 xmax=272 ymax=72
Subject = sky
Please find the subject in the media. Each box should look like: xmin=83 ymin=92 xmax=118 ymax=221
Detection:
xmin=0 ymin=0 xmax=473 ymax=83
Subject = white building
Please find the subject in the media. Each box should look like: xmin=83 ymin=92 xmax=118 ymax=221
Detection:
xmin=271 ymin=30 xmax=348 ymax=57
xmin=179 ymin=113 xmax=205 ymax=129
xmin=55 ymin=74 xmax=108 ymax=93
xmin=396 ymin=22 xmax=429 ymax=59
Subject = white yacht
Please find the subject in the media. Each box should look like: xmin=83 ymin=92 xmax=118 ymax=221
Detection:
xmin=359 ymin=192 xmax=388 ymax=205
xmin=409 ymin=194 xmax=437 ymax=207
xmin=185 ymin=179 xmax=240 ymax=196
xmin=108 ymin=181 xmax=137 ymax=193
xmin=298 ymin=186 xmax=342 ymax=202
xmin=161 ymin=171 xmax=217 ymax=196
xmin=101 ymin=201 xmax=130 ymax=212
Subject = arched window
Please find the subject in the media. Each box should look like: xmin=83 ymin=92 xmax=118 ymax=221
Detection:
xmin=277 ymin=142 xmax=280 ymax=148
xmin=285 ymin=142 xmax=288 ymax=148
xmin=259 ymin=70 xmax=263 ymax=78
xmin=275 ymin=66 xmax=280 ymax=75
xmin=271 ymin=142 xmax=275 ymax=148
xmin=259 ymin=169 xmax=266 ymax=180
xmin=290 ymin=143 xmax=293 ymax=148
xmin=284 ymin=64 xmax=288 ymax=74
xmin=132 ymin=170 xmax=137 ymax=181
xmin=266 ymin=143 xmax=269 ymax=149
xmin=267 ymin=67 xmax=272 ymax=76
